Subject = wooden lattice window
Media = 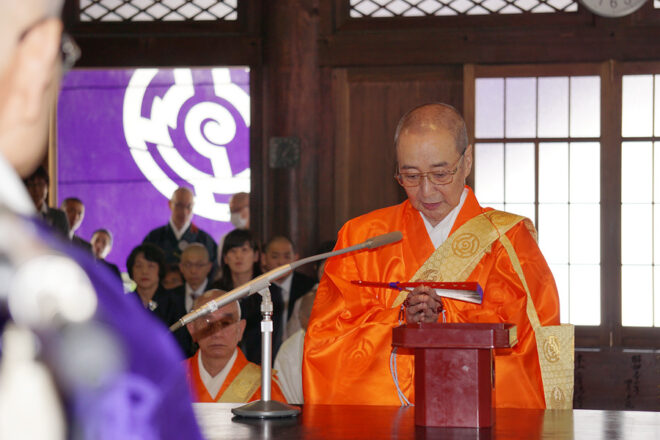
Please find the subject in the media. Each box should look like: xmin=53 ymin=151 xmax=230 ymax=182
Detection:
xmin=79 ymin=0 xmax=238 ymax=22
xmin=349 ymin=0 xmax=578 ymax=17
xmin=467 ymin=62 xmax=660 ymax=349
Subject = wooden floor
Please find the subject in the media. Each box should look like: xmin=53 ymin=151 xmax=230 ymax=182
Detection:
xmin=193 ymin=402 xmax=660 ymax=439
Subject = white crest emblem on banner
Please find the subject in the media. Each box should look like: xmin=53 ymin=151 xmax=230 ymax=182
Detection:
xmin=123 ymin=68 xmax=250 ymax=222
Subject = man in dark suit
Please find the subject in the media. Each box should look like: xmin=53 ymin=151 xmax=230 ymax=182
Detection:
xmin=90 ymin=228 xmax=122 ymax=280
xmin=162 ymin=243 xmax=214 ymax=358
xmin=24 ymin=166 xmax=69 ymax=238
xmin=143 ymin=186 xmax=217 ymax=272
xmin=261 ymin=235 xmax=316 ymax=340
xmin=61 ymin=196 xmax=92 ymax=251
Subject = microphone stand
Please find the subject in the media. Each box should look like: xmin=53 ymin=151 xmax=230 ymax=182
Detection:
xmin=231 ymin=287 xmax=300 ymax=419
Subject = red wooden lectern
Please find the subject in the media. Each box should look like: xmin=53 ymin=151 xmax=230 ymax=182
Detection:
xmin=391 ymin=322 xmax=517 ymax=428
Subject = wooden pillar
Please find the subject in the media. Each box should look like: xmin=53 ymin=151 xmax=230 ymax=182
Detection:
xmin=260 ymin=0 xmax=320 ymax=258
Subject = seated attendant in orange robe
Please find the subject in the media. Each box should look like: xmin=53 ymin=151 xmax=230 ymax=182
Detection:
xmin=183 ymin=290 xmax=286 ymax=403
xmin=303 ymin=103 xmax=561 ymax=409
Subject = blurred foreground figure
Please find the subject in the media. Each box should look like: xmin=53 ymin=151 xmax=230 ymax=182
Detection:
xmin=0 ymin=1 xmax=202 ymax=438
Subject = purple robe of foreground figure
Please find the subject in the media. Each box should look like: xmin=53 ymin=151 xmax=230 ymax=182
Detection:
xmin=3 ymin=214 xmax=203 ymax=439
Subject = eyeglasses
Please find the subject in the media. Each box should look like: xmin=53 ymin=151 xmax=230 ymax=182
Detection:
xmin=395 ymin=151 xmax=465 ymax=188
xmin=61 ymin=33 xmax=81 ymax=74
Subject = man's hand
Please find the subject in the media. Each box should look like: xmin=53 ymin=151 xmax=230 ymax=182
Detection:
xmin=404 ymin=285 xmax=442 ymax=324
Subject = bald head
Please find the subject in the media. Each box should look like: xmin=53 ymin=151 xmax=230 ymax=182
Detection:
xmin=229 ymin=192 xmax=249 ymax=211
xmin=229 ymin=192 xmax=250 ymax=229
xmin=394 ymin=103 xmax=473 ymax=227
xmin=188 ymin=290 xmax=245 ymax=371
xmin=192 ymin=289 xmax=241 ymax=320
xmin=171 ymin=186 xmax=194 ymax=202
xmin=180 ymin=243 xmax=212 ymax=289
xmin=169 ymin=187 xmax=194 ymax=229
xmin=394 ymin=103 xmax=468 ymax=155
xmin=181 ymin=243 xmax=209 ymax=261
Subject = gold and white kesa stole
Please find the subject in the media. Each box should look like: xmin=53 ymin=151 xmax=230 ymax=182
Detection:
xmin=401 ymin=210 xmax=575 ymax=410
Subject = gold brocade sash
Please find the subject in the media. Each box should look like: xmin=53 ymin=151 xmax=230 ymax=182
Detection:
xmin=498 ymin=235 xmax=574 ymax=410
xmin=390 ymin=210 xmax=574 ymax=410
xmin=217 ymin=363 xmax=262 ymax=403
xmin=391 ymin=210 xmax=532 ymax=308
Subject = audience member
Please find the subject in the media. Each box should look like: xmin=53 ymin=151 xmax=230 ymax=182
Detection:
xmin=229 ymin=192 xmax=250 ymax=229
xmin=90 ymin=228 xmax=121 ymax=279
xmin=163 ymin=263 xmax=184 ymax=290
xmin=143 ymin=186 xmax=218 ymax=271
xmin=183 ymin=290 xmax=286 ymax=403
xmin=213 ymin=229 xmax=284 ymax=366
xmin=23 ymin=166 xmax=69 ymax=238
xmin=179 ymin=244 xmax=214 ymax=312
xmin=162 ymin=244 xmax=214 ymax=358
xmin=125 ymin=243 xmax=170 ymax=323
xmin=217 ymin=191 xmax=251 ymax=266
xmin=261 ymin=235 xmax=316 ymax=339
xmin=0 ymin=1 xmax=202 ymax=436
xmin=61 ymin=196 xmax=91 ymax=251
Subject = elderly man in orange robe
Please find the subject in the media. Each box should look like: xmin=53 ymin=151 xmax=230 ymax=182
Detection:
xmin=303 ymin=103 xmax=562 ymax=409
xmin=184 ymin=290 xmax=285 ymax=403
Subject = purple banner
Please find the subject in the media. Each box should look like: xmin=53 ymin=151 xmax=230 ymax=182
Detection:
xmin=57 ymin=67 xmax=250 ymax=272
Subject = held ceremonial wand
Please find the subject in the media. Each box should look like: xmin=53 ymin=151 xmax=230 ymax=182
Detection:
xmin=351 ymin=281 xmax=484 ymax=304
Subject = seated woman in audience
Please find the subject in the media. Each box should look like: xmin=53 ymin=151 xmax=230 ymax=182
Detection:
xmin=212 ymin=229 xmax=284 ymax=366
xmin=126 ymin=243 xmax=170 ymax=323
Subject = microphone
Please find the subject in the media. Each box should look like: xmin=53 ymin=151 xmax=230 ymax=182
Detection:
xmin=363 ymin=231 xmax=403 ymax=249
xmin=169 ymin=230 xmax=403 ymax=331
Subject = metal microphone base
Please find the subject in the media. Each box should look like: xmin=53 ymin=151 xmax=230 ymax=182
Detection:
xmin=231 ymin=399 xmax=301 ymax=418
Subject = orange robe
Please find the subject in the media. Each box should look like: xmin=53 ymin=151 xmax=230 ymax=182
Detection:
xmin=303 ymin=187 xmax=560 ymax=408
xmin=184 ymin=349 xmax=286 ymax=403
